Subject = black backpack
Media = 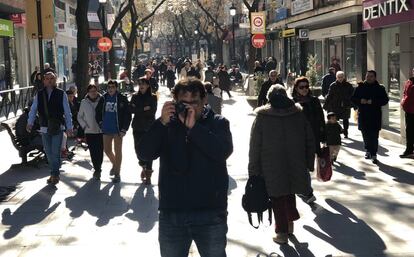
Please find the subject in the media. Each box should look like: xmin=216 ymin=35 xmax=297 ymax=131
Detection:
xmin=242 ymin=175 xmax=272 ymax=228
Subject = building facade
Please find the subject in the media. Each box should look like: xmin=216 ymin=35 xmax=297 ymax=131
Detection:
xmin=364 ymin=0 xmax=414 ymax=142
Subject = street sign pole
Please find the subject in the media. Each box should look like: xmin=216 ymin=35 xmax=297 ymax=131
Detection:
xmin=36 ymin=0 xmax=44 ymax=76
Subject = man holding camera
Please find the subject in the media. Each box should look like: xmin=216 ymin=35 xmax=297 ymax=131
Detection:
xmin=138 ymin=78 xmax=233 ymax=257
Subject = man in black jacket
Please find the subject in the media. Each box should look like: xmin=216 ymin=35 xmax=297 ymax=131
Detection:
xmin=321 ymin=67 xmax=336 ymax=97
xmin=258 ymin=70 xmax=283 ymax=107
xmin=352 ymin=70 xmax=389 ymax=164
xmin=138 ymin=78 xmax=233 ymax=257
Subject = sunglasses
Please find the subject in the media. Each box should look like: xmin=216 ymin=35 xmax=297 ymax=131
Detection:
xmin=298 ymin=85 xmax=309 ymax=90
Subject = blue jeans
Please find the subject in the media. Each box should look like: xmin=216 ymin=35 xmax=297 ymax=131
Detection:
xmin=41 ymin=131 xmax=63 ymax=176
xmin=159 ymin=210 xmax=228 ymax=257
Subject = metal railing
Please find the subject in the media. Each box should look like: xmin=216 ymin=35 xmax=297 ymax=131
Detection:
xmin=0 ymin=86 xmax=34 ymax=122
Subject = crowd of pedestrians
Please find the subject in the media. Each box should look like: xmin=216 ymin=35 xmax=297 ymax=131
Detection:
xmin=22 ymin=54 xmax=413 ymax=256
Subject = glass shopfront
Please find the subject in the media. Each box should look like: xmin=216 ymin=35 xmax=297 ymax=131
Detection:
xmin=380 ymin=26 xmax=401 ymax=133
xmin=308 ymin=35 xmax=359 ymax=84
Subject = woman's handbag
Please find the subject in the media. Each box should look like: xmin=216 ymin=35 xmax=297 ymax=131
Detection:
xmin=317 ymin=146 xmax=332 ymax=182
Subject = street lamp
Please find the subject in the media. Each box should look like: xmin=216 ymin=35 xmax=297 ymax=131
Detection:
xmin=194 ymin=30 xmax=198 ymax=35
xmin=144 ymin=26 xmax=148 ymax=32
xmin=229 ymin=3 xmax=236 ymax=63
xmin=99 ymin=0 xmax=107 ymax=80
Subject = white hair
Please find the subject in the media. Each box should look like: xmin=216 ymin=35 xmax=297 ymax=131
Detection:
xmin=336 ymin=71 xmax=345 ymax=77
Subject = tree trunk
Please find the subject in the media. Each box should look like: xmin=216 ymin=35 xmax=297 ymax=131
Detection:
xmin=124 ymin=32 xmax=136 ymax=78
xmin=215 ymin=39 xmax=223 ymax=64
xmin=108 ymin=48 xmax=116 ymax=79
xmin=76 ymin=0 xmax=90 ymax=98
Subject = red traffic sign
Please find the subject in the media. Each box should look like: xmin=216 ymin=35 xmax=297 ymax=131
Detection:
xmin=97 ymin=37 xmax=112 ymax=52
xmin=251 ymin=34 xmax=266 ymax=49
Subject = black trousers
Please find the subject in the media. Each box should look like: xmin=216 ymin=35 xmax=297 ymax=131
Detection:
xmin=341 ymin=118 xmax=349 ymax=135
xmin=133 ymin=132 xmax=153 ymax=170
xmin=361 ymin=130 xmax=380 ymax=156
xmin=85 ymin=133 xmax=103 ymax=173
xmin=220 ymin=89 xmax=232 ymax=98
xmin=405 ymin=112 xmax=414 ymax=153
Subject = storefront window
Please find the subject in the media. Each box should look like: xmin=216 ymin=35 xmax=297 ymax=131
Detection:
xmin=0 ymin=39 xmax=5 ymax=91
xmin=344 ymin=36 xmax=357 ymax=83
xmin=314 ymin=40 xmax=323 ymax=77
xmin=328 ymin=37 xmax=343 ymax=72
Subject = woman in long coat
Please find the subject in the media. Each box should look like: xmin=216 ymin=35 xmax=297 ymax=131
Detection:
xmin=249 ymin=85 xmax=315 ymax=244
xmin=323 ymin=71 xmax=354 ymax=138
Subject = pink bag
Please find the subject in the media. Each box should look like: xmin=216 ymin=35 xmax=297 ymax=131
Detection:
xmin=317 ymin=147 xmax=332 ymax=182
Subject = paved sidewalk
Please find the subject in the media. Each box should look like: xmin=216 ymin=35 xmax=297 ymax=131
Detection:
xmin=0 ymin=86 xmax=413 ymax=257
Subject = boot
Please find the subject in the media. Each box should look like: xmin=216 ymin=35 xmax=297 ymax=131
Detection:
xmin=288 ymin=222 xmax=294 ymax=235
xmin=140 ymin=168 xmax=146 ymax=182
xmin=273 ymin=233 xmax=288 ymax=244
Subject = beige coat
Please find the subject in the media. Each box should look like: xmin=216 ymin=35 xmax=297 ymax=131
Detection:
xmin=248 ymin=104 xmax=315 ymax=197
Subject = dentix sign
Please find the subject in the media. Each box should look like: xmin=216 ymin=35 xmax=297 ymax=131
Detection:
xmin=363 ymin=0 xmax=414 ymax=29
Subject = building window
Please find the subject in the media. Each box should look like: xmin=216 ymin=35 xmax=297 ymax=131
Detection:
xmin=54 ymin=0 xmax=66 ymax=23
xmin=344 ymin=36 xmax=357 ymax=83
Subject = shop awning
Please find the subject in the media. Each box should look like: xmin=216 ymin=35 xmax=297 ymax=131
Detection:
xmin=0 ymin=2 xmax=25 ymax=14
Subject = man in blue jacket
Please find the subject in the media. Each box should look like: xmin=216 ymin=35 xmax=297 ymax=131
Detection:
xmin=138 ymin=78 xmax=233 ymax=257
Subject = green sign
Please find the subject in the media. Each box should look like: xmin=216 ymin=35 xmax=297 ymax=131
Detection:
xmin=0 ymin=19 xmax=13 ymax=37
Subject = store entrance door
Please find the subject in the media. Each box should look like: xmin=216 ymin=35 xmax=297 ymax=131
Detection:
xmin=387 ymin=53 xmax=401 ymax=133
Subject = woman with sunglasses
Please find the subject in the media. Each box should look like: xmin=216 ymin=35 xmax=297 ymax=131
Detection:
xmin=130 ymin=77 xmax=158 ymax=184
xmin=292 ymin=77 xmax=326 ymax=204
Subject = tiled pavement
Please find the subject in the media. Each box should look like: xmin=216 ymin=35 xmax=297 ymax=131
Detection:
xmin=0 ymin=86 xmax=413 ymax=257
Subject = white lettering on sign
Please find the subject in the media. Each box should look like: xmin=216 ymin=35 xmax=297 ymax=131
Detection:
xmin=0 ymin=24 xmax=10 ymax=31
xmin=363 ymin=0 xmax=410 ymax=21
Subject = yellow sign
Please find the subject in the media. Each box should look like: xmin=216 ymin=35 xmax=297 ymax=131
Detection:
xmin=26 ymin=0 xmax=55 ymax=39
xmin=251 ymin=12 xmax=266 ymax=34
xmin=282 ymin=28 xmax=296 ymax=38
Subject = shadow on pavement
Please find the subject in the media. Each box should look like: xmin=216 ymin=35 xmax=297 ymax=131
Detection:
xmin=333 ymin=162 xmax=366 ymax=180
xmin=65 ymin=179 xmax=112 ymax=220
xmin=223 ymin=98 xmax=236 ymax=105
xmin=377 ymin=161 xmax=414 ymax=185
xmin=342 ymin=138 xmax=389 ymax=157
xmin=2 ymin=185 xmax=59 ymax=239
xmin=228 ymin=176 xmax=237 ymax=195
xmin=96 ymin=183 xmax=128 ymax=227
xmin=304 ymin=199 xmax=386 ymax=256
xmin=125 ymin=184 xmax=158 ymax=233
xmin=283 ymin=235 xmax=316 ymax=257
xmin=0 ymin=165 xmax=49 ymax=186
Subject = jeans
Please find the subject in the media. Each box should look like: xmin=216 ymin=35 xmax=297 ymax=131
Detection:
xmin=86 ymin=134 xmax=103 ymax=173
xmin=271 ymin=195 xmax=300 ymax=233
xmin=41 ymin=131 xmax=64 ymax=176
xmin=405 ymin=112 xmax=414 ymax=153
xmin=159 ymin=210 xmax=228 ymax=257
xmin=103 ymin=134 xmax=123 ymax=175
xmin=361 ymin=129 xmax=380 ymax=156
xmin=133 ymin=131 xmax=153 ymax=170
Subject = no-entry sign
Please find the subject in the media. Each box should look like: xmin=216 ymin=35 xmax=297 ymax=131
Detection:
xmin=97 ymin=37 xmax=112 ymax=52
xmin=251 ymin=34 xmax=266 ymax=48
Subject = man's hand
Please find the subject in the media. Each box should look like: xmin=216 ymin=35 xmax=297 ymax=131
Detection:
xmin=361 ymin=99 xmax=368 ymax=104
xmin=367 ymin=99 xmax=372 ymax=105
xmin=66 ymin=129 xmax=74 ymax=137
xmin=144 ymin=106 xmax=151 ymax=111
xmin=178 ymin=104 xmax=196 ymax=129
xmin=160 ymin=101 xmax=175 ymax=126
xmin=26 ymin=124 xmax=33 ymax=133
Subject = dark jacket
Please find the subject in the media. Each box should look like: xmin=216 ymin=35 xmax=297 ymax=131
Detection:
xmin=258 ymin=79 xmax=283 ymax=107
xmin=149 ymin=77 xmax=159 ymax=93
xmin=96 ymin=92 xmax=132 ymax=134
xmin=218 ymin=70 xmax=231 ymax=91
xmin=323 ymin=81 xmax=355 ymax=119
xmin=294 ymin=95 xmax=326 ymax=154
xmin=265 ymin=60 xmax=277 ymax=73
xmin=248 ymin=104 xmax=315 ymax=197
xmin=130 ymin=92 xmax=157 ymax=133
xmin=352 ymin=81 xmax=389 ymax=131
xmin=165 ymin=70 xmax=176 ymax=89
xmin=321 ymin=72 xmax=336 ymax=97
xmin=37 ymin=88 xmax=65 ymax=127
xmin=138 ymin=107 xmax=233 ymax=211
xmin=326 ymin=122 xmax=342 ymax=146
xmin=204 ymin=69 xmax=215 ymax=83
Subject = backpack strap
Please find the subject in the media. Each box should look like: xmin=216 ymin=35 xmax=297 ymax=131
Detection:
xmin=247 ymin=212 xmax=259 ymax=229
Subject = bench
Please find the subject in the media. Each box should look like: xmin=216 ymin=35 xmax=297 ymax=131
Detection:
xmin=1 ymin=118 xmax=44 ymax=165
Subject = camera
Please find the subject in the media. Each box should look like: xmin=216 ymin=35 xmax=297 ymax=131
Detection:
xmin=175 ymin=101 xmax=188 ymax=116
